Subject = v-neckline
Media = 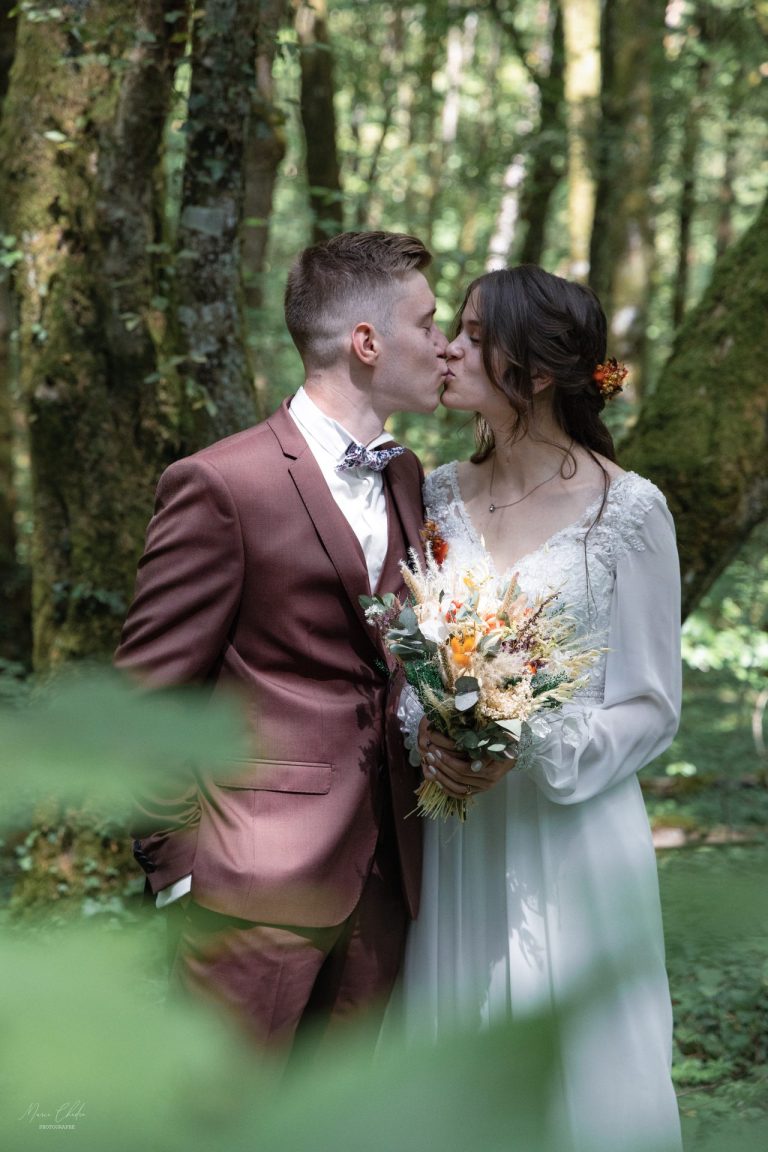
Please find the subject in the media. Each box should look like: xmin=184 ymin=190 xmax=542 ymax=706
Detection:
xmin=445 ymin=459 xmax=633 ymax=575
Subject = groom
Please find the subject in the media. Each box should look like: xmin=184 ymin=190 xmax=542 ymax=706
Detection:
xmin=115 ymin=231 xmax=449 ymax=1057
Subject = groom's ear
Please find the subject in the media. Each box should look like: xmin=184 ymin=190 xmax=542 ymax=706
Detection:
xmin=350 ymin=322 xmax=380 ymax=366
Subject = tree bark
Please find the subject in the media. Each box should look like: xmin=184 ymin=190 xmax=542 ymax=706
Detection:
xmin=403 ymin=0 xmax=446 ymax=251
xmin=621 ymin=196 xmax=768 ymax=620
xmin=562 ymin=0 xmax=601 ymax=278
xmin=589 ymin=0 xmax=663 ymax=397
xmin=672 ymin=50 xmax=710 ymax=329
xmin=294 ymin=0 xmax=343 ymax=242
xmin=243 ymin=0 xmax=287 ymax=315
xmin=0 ymin=0 xmax=16 ymax=102
xmin=516 ymin=2 xmax=566 ymax=266
xmin=715 ymin=119 xmax=737 ymax=260
xmin=174 ymin=0 xmax=261 ymax=449
xmin=0 ymin=2 xmax=178 ymax=668
xmin=486 ymin=154 xmax=527 ymax=270
xmin=0 ymin=0 xmax=29 ymax=664
xmin=242 ymin=0 xmax=288 ymax=417
xmin=0 ymin=276 xmax=30 ymax=665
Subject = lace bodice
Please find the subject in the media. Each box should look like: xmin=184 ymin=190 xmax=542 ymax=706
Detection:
xmin=424 ymin=462 xmax=669 ymax=703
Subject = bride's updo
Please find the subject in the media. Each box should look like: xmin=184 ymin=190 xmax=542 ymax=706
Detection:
xmin=459 ymin=265 xmax=617 ymax=464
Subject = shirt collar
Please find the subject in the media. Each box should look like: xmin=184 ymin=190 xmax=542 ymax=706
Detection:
xmin=290 ymin=386 xmax=391 ymax=463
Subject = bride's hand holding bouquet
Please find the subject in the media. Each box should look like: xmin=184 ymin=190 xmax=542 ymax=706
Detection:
xmin=362 ymin=529 xmax=601 ymax=820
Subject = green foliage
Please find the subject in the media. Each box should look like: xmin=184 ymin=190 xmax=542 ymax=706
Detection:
xmin=1 ymin=3 xmax=768 ymax=1141
xmin=257 ymin=0 xmax=768 ymax=420
xmin=660 ymin=847 xmax=768 ymax=1147
xmin=0 ymin=666 xmax=252 ymax=922
xmin=0 ymin=659 xmax=30 ymax=707
xmin=0 ymin=666 xmax=767 ymax=1147
xmin=6 ymin=812 xmax=141 ymax=923
xmin=0 ymin=916 xmax=574 ymax=1152
xmin=0 ymin=231 xmax=22 ymax=271
xmin=681 ymin=519 xmax=768 ymax=689
xmin=651 ymin=521 xmax=768 ymax=825
xmin=0 ymin=666 xmax=249 ymax=830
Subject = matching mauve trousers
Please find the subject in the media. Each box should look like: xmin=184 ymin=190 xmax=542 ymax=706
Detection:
xmin=168 ymin=803 xmax=408 ymax=1064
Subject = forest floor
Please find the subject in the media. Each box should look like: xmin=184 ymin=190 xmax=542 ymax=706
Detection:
xmin=644 ymin=663 xmax=768 ymax=1150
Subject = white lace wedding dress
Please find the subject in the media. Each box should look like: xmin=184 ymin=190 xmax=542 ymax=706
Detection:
xmin=401 ymin=464 xmax=683 ymax=1152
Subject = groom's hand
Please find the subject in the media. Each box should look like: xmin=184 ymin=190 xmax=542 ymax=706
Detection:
xmin=417 ymin=718 xmax=517 ymax=799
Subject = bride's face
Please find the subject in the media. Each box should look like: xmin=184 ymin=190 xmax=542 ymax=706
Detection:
xmin=441 ymin=293 xmax=510 ymax=419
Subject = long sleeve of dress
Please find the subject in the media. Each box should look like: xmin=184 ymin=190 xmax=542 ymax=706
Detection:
xmin=522 ymin=497 xmax=681 ymax=807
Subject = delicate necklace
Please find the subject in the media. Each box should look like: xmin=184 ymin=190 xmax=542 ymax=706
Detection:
xmin=487 ymin=446 xmax=571 ymax=514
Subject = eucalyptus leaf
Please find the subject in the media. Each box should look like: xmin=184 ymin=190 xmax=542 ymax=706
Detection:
xmin=457 ymin=730 xmax=480 ymax=750
xmin=398 ymin=605 xmax=418 ymax=632
xmin=496 ymin=718 xmax=523 ymax=738
xmin=455 ymin=675 xmax=480 ymax=693
xmin=478 ymin=634 xmax=501 ymax=656
xmin=389 ymin=640 xmax=427 ymax=658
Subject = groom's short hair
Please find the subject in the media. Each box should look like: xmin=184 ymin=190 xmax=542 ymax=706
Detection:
xmin=284 ymin=231 xmax=432 ymax=369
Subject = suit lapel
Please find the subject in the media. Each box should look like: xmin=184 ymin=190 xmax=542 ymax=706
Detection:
xmin=267 ymin=399 xmax=380 ymax=648
xmin=384 ymin=453 xmax=425 ymax=565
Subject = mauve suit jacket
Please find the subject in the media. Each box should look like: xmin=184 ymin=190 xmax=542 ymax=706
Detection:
xmin=115 ymin=399 xmax=425 ymax=928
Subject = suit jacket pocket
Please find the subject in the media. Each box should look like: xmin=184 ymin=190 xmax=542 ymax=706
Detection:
xmin=215 ymin=759 xmax=332 ymax=794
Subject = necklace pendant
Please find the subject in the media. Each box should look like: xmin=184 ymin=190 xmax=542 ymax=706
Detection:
xmin=488 ymin=503 xmax=496 ymax=513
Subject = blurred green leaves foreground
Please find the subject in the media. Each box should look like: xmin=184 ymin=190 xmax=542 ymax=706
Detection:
xmin=0 ymin=669 xmax=766 ymax=1151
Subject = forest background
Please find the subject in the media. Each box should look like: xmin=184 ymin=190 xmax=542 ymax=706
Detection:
xmin=0 ymin=2 xmax=767 ymax=1150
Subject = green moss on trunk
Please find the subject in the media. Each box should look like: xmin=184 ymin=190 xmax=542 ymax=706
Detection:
xmin=0 ymin=5 xmax=179 ymax=668
xmin=173 ymin=0 xmax=261 ymax=448
xmin=622 ymin=197 xmax=768 ymax=618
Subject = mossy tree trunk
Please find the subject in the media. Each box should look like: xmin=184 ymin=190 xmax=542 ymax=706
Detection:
xmin=622 ymin=197 xmax=768 ymax=620
xmin=589 ymin=0 xmax=662 ymax=397
xmin=243 ymin=0 xmax=288 ymax=417
xmin=0 ymin=0 xmax=15 ymax=100
xmin=243 ymin=0 xmax=287 ymax=314
xmin=293 ymin=0 xmax=344 ymax=242
xmin=173 ymin=0 xmax=262 ymax=449
xmin=671 ymin=37 xmax=710 ymax=329
xmin=562 ymin=0 xmax=601 ymax=278
xmin=0 ymin=0 xmax=29 ymax=665
xmin=516 ymin=2 xmax=565 ymax=266
xmin=0 ymin=2 xmax=180 ymax=669
xmin=403 ymin=0 xmax=447 ymax=253
xmin=0 ymin=276 xmax=29 ymax=666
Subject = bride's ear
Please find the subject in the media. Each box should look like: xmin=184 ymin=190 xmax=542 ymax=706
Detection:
xmin=532 ymin=374 xmax=554 ymax=395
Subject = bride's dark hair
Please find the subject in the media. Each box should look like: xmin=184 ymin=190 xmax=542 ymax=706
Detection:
xmin=459 ymin=265 xmax=617 ymax=465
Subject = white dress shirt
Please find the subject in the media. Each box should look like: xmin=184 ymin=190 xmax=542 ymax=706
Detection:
xmin=155 ymin=388 xmax=393 ymax=908
xmin=287 ymin=386 xmax=391 ymax=590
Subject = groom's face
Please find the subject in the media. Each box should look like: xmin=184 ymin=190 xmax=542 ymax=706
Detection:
xmin=375 ymin=272 xmax=449 ymax=415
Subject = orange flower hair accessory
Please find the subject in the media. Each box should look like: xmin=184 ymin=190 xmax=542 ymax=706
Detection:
xmin=592 ymin=357 xmax=628 ymax=400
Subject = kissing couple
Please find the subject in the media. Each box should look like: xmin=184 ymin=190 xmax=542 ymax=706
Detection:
xmin=118 ymin=231 xmax=682 ymax=1152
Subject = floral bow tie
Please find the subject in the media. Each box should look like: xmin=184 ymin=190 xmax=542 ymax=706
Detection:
xmin=336 ymin=440 xmax=405 ymax=473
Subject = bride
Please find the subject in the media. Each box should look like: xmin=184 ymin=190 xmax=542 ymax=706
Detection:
xmin=400 ymin=266 xmax=683 ymax=1152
